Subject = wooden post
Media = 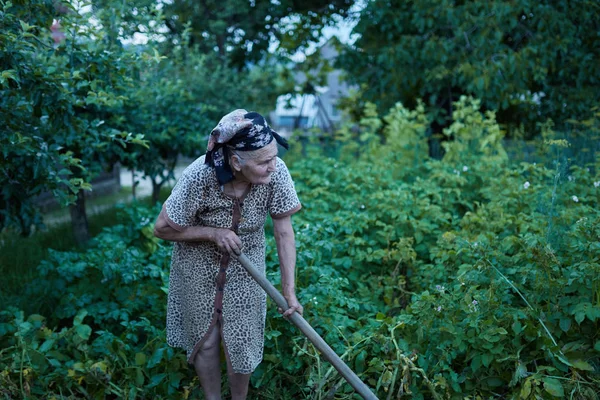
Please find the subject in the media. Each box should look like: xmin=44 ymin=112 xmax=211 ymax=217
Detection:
xmin=235 ymin=254 xmax=378 ymax=400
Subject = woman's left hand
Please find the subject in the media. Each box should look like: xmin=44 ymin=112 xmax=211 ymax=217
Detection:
xmin=279 ymin=293 xmax=303 ymax=318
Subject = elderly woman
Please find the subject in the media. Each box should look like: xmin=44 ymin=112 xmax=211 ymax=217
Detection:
xmin=153 ymin=109 xmax=303 ymax=400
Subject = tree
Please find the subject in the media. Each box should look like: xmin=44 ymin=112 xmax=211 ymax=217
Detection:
xmin=1 ymin=1 xmax=147 ymax=241
xmin=339 ymin=0 xmax=600 ymax=138
xmin=1 ymin=2 xmax=80 ymax=235
xmin=161 ymin=0 xmax=356 ymax=68
xmin=118 ymin=28 xmax=294 ymax=202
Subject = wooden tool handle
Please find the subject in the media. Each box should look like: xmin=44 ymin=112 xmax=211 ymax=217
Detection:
xmin=235 ymin=253 xmax=378 ymax=400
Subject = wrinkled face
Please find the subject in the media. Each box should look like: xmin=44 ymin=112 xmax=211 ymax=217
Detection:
xmin=234 ymin=141 xmax=278 ymax=185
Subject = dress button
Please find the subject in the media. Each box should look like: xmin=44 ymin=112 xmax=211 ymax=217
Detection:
xmin=216 ymin=308 xmax=221 ymax=313
xmin=218 ymin=287 xmax=224 ymax=291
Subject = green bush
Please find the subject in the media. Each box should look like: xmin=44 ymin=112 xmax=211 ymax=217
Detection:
xmin=2 ymin=99 xmax=599 ymax=399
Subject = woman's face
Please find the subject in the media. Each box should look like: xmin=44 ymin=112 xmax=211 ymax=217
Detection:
xmin=236 ymin=142 xmax=278 ymax=185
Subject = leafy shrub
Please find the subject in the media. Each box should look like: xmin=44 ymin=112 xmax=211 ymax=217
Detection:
xmin=2 ymin=99 xmax=600 ymax=398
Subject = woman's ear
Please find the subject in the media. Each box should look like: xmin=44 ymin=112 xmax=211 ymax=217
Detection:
xmin=230 ymin=154 xmax=243 ymax=172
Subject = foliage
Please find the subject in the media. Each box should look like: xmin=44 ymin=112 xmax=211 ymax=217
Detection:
xmin=161 ymin=0 xmax=356 ymax=68
xmin=0 ymin=0 xmax=148 ymax=236
xmin=0 ymin=204 xmax=200 ymax=399
xmin=2 ymin=100 xmax=600 ymax=398
xmin=120 ymin=45 xmax=292 ymax=202
xmin=339 ymin=0 xmax=600 ymax=137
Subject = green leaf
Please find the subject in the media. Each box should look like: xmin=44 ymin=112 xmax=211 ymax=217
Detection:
xmin=39 ymin=339 xmax=55 ymax=352
xmin=381 ymin=369 xmax=393 ymax=388
xmin=265 ymin=330 xmax=281 ymax=340
xmin=571 ymin=360 xmax=594 ymax=371
xmin=74 ymin=309 xmax=88 ymax=326
xmin=543 ymin=378 xmax=564 ymax=397
xmin=147 ymin=373 xmax=167 ymax=388
xmin=483 ymin=377 xmax=504 ymax=387
xmin=147 ymin=348 xmax=165 ymax=368
xmin=27 ymin=314 xmax=45 ymax=323
xmin=169 ymin=372 xmax=184 ymax=388
xmin=482 ymin=353 xmax=493 ymax=367
xmin=520 ymin=379 xmax=532 ymax=398
xmin=585 ymin=305 xmax=600 ymax=322
xmin=48 ymin=359 xmax=61 ymax=367
xmin=559 ymin=318 xmax=571 ymax=332
xmin=75 ymin=324 xmax=91 ymax=340
xmin=512 ymin=320 xmax=523 ymax=334
xmin=471 ymin=355 xmax=482 ymax=372
xmin=355 ymin=350 xmax=366 ymax=374
xmin=136 ymin=369 xmax=145 ymax=386
xmin=1 ymin=69 xmax=19 ymax=84
xmin=135 ymin=353 xmax=147 ymax=366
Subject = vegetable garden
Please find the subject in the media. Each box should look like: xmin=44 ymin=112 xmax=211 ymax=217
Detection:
xmin=2 ymin=0 xmax=600 ymax=399
xmin=2 ymin=98 xmax=599 ymax=398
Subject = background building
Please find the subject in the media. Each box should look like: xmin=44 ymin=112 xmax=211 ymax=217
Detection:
xmin=270 ymin=37 xmax=352 ymax=136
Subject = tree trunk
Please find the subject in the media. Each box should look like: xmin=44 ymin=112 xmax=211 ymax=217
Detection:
xmin=151 ymin=179 xmax=162 ymax=205
xmin=132 ymin=169 xmax=137 ymax=200
xmin=69 ymin=189 xmax=90 ymax=246
xmin=294 ymin=94 xmax=306 ymax=130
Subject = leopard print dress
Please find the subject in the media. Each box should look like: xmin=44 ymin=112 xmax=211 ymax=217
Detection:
xmin=163 ymin=155 xmax=301 ymax=374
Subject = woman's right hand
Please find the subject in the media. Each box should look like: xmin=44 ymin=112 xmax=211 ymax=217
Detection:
xmin=211 ymin=228 xmax=242 ymax=255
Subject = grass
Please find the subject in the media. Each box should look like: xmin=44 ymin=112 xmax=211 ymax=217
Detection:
xmin=0 ymin=186 xmax=172 ymax=313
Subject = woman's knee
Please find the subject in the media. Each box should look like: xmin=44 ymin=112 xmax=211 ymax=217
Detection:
xmin=199 ymin=326 xmax=221 ymax=353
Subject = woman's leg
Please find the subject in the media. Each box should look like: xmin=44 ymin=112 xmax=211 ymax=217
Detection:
xmin=227 ymin=369 xmax=251 ymax=400
xmin=193 ymin=324 xmax=222 ymax=400
xmin=223 ymin=339 xmax=251 ymax=400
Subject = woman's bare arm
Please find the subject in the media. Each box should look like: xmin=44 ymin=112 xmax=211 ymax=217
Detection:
xmin=154 ymin=207 xmax=242 ymax=254
xmin=273 ymin=215 xmax=303 ymax=316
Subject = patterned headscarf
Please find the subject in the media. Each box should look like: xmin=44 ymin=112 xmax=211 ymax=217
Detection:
xmin=205 ymin=109 xmax=289 ymax=185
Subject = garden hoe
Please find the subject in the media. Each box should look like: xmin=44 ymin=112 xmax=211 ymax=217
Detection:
xmin=235 ymin=253 xmax=378 ymax=400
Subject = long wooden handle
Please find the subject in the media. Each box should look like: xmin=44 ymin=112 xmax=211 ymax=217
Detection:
xmin=235 ymin=253 xmax=378 ymax=400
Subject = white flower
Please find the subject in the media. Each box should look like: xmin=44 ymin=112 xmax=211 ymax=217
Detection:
xmin=469 ymin=299 xmax=479 ymax=312
xmin=436 ymin=306 xmax=442 ymax=312
xmin=473 ymin=242 xmax=478 ymax=247
xmin=523 ymin=181 xmax=530 ymax=189
xmin=572 ymin=196 xmax=579 ymax=203
xmin=360 ymin=205 xmax=365 ymax=209
xmin=594 ymin=181 xmax=600 ymax=188
xmin=462 ymin=165 xmax=469 ymax=172
xmin=568 ymin=175 xmax=573 ymax=182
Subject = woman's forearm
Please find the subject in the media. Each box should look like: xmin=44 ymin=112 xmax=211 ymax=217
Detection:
xmin=273 ymin=216 xmax=297 ymax=296
xmin=154 ymin=208 xmax=216 ymax=243
xmin=157 ymin=224 xmax=217 ymax=243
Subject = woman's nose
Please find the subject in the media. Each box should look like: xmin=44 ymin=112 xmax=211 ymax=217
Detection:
xmin=267 ymin=159 xmax=276 ymax=172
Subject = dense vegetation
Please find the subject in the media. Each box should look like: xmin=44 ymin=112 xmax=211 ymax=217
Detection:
xmin=1 ymin=0 xmax=337 ymax=237
xmin=2 ymin=0 xmax=599 ymax=398
xmin=2 ymin=100 xmax=599 ymax=399
xmin=340 ymin=0 xmax=600 ymax=137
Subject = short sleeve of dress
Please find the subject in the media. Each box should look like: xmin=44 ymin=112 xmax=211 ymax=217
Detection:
xmin=164 ymin=168 xmax=205 ymax=231
xmin=269 ymin=158 xmax=302 ymax=219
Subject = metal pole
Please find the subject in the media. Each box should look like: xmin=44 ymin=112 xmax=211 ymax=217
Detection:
xmin=235 ymin=253 xmax=378 ymax=400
